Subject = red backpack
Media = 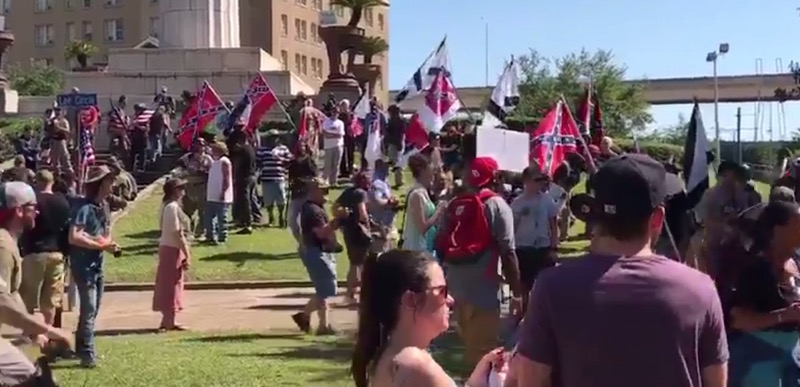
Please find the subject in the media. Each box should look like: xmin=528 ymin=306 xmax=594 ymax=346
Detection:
xmin=435 ymin=189 xmax=496 ymax=264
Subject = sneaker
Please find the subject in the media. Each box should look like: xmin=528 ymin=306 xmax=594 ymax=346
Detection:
xmin=236 ymin=228 xmax=253 ymax=235
xmin=291 ymin=312 xmax=311 ymax=333
xmin=316 ymin=325 xmax=337 ymax=336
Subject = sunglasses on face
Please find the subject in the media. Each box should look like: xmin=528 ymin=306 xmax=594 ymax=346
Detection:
xmin=425 ymin=284 xmax=449 ymax=299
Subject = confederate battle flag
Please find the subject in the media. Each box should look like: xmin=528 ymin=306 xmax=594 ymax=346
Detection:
xmin=529 ymin=100 xmax=581 ymax=176
xmin=178 ymin=81 xmax=226 ymax=150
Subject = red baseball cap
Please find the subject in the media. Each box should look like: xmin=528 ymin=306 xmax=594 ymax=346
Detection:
xmin=467 ymin=157 xmax=499 ymax=188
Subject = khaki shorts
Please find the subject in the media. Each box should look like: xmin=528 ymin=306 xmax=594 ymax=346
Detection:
xmin=21 ymin=252 xmax=65 ymax=312
xmin=454 ymin=302 xmax=500 ymax=369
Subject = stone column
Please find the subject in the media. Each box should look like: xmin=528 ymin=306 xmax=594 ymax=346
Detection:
xmin=159 ymin=0 xmax=240 ymax=49
xmin=0 ymin=16 xmax=18 ymax=114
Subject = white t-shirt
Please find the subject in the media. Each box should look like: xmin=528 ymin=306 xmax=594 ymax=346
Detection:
xmin=206 ymin=156 xmax=234 ymax=203
xmin=546 ymin=184 xmax=568 ymax=210
xmin=322 ymin=118 xmax=345 ymax=149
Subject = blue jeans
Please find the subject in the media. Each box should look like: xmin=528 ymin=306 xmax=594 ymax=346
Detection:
xmin=147 ymin=134 xmax=162 ymax=163
xmin=204 ymin=201 xmax=229 ymax=242
xmin=70 ymin=258 xmax=104 ymax=362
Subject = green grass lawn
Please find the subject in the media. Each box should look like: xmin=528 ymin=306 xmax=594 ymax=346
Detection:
xmin=40 ymin=330 xmax=468 ymax=387
xmin=106 ymin=168 xmax=770 ymax=284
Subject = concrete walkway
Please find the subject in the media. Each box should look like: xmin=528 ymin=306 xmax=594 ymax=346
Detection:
xmin=55 ymin=288 xmax=359 ymax=335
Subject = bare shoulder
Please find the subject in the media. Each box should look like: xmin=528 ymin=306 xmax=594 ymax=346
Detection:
xmin=390 ymin=347 xmax=450 ymax=386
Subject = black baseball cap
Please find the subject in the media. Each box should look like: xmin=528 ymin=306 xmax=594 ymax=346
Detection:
xmin=570 ymin=153 xmax=667 ymax=222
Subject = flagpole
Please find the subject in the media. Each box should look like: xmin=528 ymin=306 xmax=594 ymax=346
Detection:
xmin=560 ymin=95 xmax=597 ymax=173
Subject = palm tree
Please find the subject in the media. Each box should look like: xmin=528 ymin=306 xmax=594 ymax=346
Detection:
xmin=330 ymin=0 xmax=388 ymax=28
xmin=64 ymin=40 xmax=98 ymax=68
xmin=360 ymin=36 xmax=388 ymax=64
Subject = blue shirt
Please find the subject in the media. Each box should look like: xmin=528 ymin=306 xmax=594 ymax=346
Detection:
xmin=368 ymin=179 xmax=395 ymax=227
xmin=70 ymin=200 xmax=109 ymax=271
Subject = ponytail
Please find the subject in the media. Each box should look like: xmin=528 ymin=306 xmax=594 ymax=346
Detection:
xmin=351 ymin=253 xmax=386 ymax=387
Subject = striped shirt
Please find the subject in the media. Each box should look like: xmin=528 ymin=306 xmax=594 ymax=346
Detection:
xmin=256 ymin=145 xmax=292 ymax=182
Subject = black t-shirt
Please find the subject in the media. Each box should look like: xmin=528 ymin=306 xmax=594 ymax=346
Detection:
xmin=385 ymin=117 xmax=407 ymax=147
xmin=336 ymin=187 xmax=370 ymax=246
xmin=300 ymin=201 xmax=328 ymax=248
xmin=287 ymin=156 xmax=318 ymax=198
xmin=232 ymin=144 xmax=256 ymax=182
xmin=21 ymin=192 xmax=71 ymax=255
xmin=731 ymin=258 xmax=800 ymax=332
xmin=148 ymin=111 xmax=166 ymax=137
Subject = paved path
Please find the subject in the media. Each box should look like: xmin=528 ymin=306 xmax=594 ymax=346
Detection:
xmin=17 ymin=288 xmax=359 ymax=336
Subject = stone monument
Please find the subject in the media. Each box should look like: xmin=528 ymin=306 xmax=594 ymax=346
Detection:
xmin=62 ymin=0 xmax=313 ymax=149
xmin=0 ymin=16 xmax=18 ymax=114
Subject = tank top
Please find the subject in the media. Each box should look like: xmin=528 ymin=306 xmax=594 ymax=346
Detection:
xmin=206 ymin=156 xmax=234 ymax=203
xmin=401 ymin=183 xmax=436 ymax=252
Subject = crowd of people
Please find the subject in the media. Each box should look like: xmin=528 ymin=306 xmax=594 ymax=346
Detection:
xmin=5 ymin=87 xmax=800 ymax=386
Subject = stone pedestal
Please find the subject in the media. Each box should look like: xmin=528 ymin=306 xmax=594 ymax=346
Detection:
xmin=0 ymin=88 xmax=18 ymax=114
xmin=160 ymin=0 xmax=240 ymax=49
xmin=351 ymin=64 xmax=381 ymax=96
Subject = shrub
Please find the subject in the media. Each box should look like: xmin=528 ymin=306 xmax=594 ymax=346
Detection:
xmin=612 ymin=139 xmax=683 ymax=162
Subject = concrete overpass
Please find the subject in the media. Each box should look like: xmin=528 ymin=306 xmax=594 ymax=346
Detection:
xmin=389 ymin=73 xmax=800 ymax=110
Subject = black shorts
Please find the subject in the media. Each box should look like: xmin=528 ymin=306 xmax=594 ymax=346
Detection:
xmin=516 ymin=247 xmax=556 ymax=289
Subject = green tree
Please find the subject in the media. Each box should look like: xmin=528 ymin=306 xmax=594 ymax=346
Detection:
xmin=645 ymin=113 xmax=690 ymax=146
xmin=330 ymin=0 xmax=388 ymax=27
xmin=514 ymin=49 xmax=652 ymax=137
xmin=7 ymin=60 xmax=64 ymax=96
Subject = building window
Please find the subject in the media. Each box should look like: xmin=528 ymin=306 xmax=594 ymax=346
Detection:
xmin=294 ymin=53 xmax=301 ymax=73
xmin=34 ymin=25 xmax=55 ymax=46
xmin=35 ymin=0 xmax=53 ymax=12
xmin=311 ymin=59 xmax=317 ymax=78
xmin=105 ymin=0 xmax=121 ymax=7
xmin=104 ymin=18 xmax=123 ymax=42
xmin=301 ymin=55 xmax=307 ymax=75
xmin=0 ymin=0 xmax=10 ymax=14
xmin=329 ymin=1 xmax=344 ymax=17
xmin=66 ymin=22 xmax=76 ymax=42
xmin=280 ymin=15 xmax=288 ymax=36
xmin=310 ymin=23 xmax=318 ymax=43
xmin=301 ymin=20 xmax=307 ymax=41
xmin=82 ymin=21 xmax=93 ymax=40
xmin=83 ymin=0 xmax=91 ymax=7
xmin=312 ymin=0 xmax=322 ymax=11
xmin=295 ymin=0 xmax=306 ymax=5
xmin=280 ymin=50 xmax=288 ymax=70
xmin=149 ymin=17 xmax=159 ymax=37
xmin=294 ymin=18 xmax=301 ymax=40
xmin=313 ymin=58 xmax=324 ymax=78
xmin=65 ymin=0 xmax=74 ymax=10
xmin=378 ymin=13 xmax=384 ymax=30
xmin=364 ymin=8 xmax=373 ymax=27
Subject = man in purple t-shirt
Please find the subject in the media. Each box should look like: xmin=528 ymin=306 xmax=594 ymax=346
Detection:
xmin=511 ymin=153 xmax=729 ymax=387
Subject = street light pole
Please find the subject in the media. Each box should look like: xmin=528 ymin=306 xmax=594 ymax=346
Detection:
xmin=713 ymin=57 xmax=720 ymax=164
xmin=707 ymin=43 xmax=728 ymax=166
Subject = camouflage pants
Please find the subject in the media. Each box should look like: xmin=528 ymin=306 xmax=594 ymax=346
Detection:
xmin=182 ymin=184 xmax=206 ymax=236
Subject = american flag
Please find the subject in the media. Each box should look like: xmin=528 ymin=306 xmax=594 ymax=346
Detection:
xmin=133 ymin=108 xmax=156 ymax=127
xmin=108 ymin=105 xmax=128 ymax=131
xmin=80 ymin=123 xmax=96 ymax=166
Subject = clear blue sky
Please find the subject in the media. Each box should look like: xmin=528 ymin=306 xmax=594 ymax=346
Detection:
xmin=387 ymin=0 xmax=800 ymax=141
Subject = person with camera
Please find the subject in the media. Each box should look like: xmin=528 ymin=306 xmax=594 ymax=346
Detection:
xmin=291 ymin=177 xmax=346 ymax=336
xmin=67 ymin=165 xmax=121 ymax=369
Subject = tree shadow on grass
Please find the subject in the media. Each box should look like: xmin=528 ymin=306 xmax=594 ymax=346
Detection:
xmin=122 ymin=242 xmax=159 ymax=255
xmin=231 ymin=334 xmax=353 ymax=361
xmin=200 ymin=251 xmax=298 ymax=267
xmin=122 ymin=230 xmax=161 ymax=240
xmin=185 ymin=332 xmax=304 ymax=343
